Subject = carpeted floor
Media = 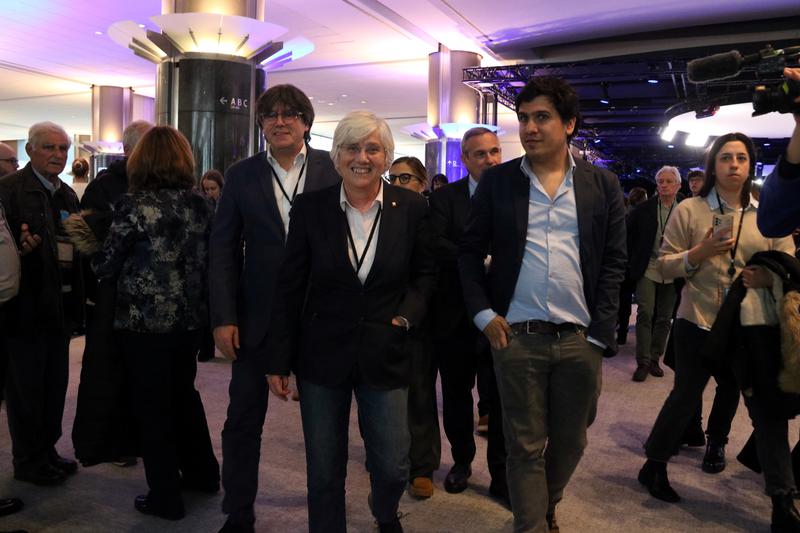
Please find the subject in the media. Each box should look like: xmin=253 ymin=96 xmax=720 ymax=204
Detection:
xmin=0 ymin=321 xmax=795 ymax=532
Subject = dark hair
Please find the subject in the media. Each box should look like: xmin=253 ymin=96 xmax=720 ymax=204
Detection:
xmin=71 ymin=157 xmax=89 ymax=180
xmin=431 ymin=173 xmax=448 ymax=188
xmin=256 ymin=84 xmax=314 ymax=142
xmin=391 ymin=156 xmax=428 ymax=182
xmin=515 ymin=76 xmax=581 ymax=141
xmin=461 ymin=126 xmax=496 ymax=154
xmin=200 ymin=169 xmax=224 ymax=191
xmin=687 ymin=169 xmax=705 ymax=181
xmin=698 ymin=132 xmax=755 ymax=207
xmin=127 ymin=126 xmax=195 ymax=193
xmin=628 ymin=187 xmax=648 ymax=207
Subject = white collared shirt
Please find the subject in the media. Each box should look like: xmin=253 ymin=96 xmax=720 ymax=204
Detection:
xmin=340 ymin=182 xmax=383 ymax=284
xmin=267 ymin=143 xmax=308 ymax=235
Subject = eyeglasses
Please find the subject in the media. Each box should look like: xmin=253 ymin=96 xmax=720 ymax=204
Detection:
xmin=388 ymin=173 xmax=423 ymax=185
xmin=341 ymin=143 xmax=385 ymax=157
xmin=0 ymin=158 xmax=18 ymax=165
xmin=261 ymin=110 xmax=304 ymax=123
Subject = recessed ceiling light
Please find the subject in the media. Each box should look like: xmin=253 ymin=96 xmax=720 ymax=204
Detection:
xmin=763 ymin=142 xmax=771 ymax=146
xmin=667 ymin=144 xmax=675 ymax=149
xmin=647 ymin=79 xmax=659 ymax=84
xmin=341 ymin=94 xmax=348 ymax=98
xmin=138 ymin=24 xmax=146 ymax=29
xmin=309 ymin=96 xmax=314 ymax=100
xmin=95 ymin=31 xmax=104 ymax=36
xmin=599 ymin=99 xmax=609 ymax=105
xmin=360 ymin=100 xmax=367 ymax=104
xmin=593 ymin=138 xmax=601 ymax=144
xmin=327 ymin=102 xmax=334 ymax=106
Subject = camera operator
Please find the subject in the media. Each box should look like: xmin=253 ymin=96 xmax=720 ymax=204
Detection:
xmin=757 ymin=67 xmax=800 ymax=238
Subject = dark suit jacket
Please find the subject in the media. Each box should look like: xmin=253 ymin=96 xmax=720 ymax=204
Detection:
xmin=428 ymin=177 xmax=473 ymax=338
xmin=626 ymin=195 xmax=683 ymax=284
xmin=209 ymin=146 xmax=339 ymax=349
xmin=265 ymin=183 xmax=437 ymax=389
xmin=458 ymin=156 xmax=627 ymax=353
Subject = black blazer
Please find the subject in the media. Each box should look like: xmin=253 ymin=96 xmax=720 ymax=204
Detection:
xmin=428 ymin=177 xmax=473 ymax=337
xmin=458 ymin=157 xmax=627 ymax=353
xmin=266 ymin=183 xmax=437 ymax=389
xmin=208 ymin=146 xmax=340 ymax=349
xmin=626 ymin=195 xmax=684 ymax=284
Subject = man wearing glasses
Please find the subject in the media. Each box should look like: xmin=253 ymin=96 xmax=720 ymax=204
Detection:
xmin=0 ymin=142 xmax=19 ymax=176
xmin=209 ymin=84 xmax=340 ymax=533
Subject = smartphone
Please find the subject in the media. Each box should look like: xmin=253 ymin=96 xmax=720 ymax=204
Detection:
xmin=712 ymin=213 xmax=734 ymax=240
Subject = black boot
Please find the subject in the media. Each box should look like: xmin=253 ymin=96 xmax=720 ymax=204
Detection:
xmin=771 ymin=492 xmax=800 ymax=532
xmin=702 ymin=442 xmax=726 ymax=474
xmin=638 ymin=460 xmax=680 ymax=502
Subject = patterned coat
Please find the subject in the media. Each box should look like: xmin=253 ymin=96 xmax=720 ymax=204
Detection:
xmin=92 ymin=189 xmax=213 ymax=333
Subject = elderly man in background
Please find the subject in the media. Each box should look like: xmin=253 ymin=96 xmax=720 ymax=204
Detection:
xmin=0 ymin=122 xmax=82 ymax=486
xmin=0 ymin=143 xmax=19 ymax=177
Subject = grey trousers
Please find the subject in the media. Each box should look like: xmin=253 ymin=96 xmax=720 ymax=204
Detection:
xmin=634 ymin=277 xmax=677 ymax=365
xmin=492 ymin=329 xmax=602 ymax=533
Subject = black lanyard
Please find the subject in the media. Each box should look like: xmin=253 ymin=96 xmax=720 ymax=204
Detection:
xmin=658 ymin=199 xmax=675 ymax=247
xmin=345 ymin=205 xmax=382 ymax=275
xmin=269 ymin=158 xmax=307 ymax=206
xmin=715 ymin=191 xmax=746 ymax=278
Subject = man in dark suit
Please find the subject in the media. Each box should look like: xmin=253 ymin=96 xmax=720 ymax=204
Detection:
xmin=459 ymin=77 xmax=626 ymax=532
xmin=209 ymin=84 xmax=339 ymax=533
xmin=428 ymin=127 xmax=508 ymax=503
xmin=627 ymin=166 xmax=681 ymax=382
xmin=0 ymin=122 xmax=82 ymax=487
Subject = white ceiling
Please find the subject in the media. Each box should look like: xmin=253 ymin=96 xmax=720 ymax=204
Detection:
xmin=1 ymin=0 xmax=798 ymax=160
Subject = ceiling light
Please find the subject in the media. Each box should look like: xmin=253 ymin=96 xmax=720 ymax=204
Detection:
xmin=647 ymin=79 xmax=659 ymax=84
xmin=667 ymin=144 xmax=675 ymax=149
xmin=764 ymin=142 xmax=771 ymax=146
xmin=95 ymin=31 xmax=104 ymax=35
xmin=593 ymin=138 xmax=601 ymax=144
xmin=360 ymin=100 xmax=367 ymax=104
xmin=660 ymin=125 xmax=677 ymax=142
xmin=341 ymin=94 xmax=348 ymax=98
xmin=327 ymin=102 xmax=334 ymax=106
xmin=138 ymin=24 xmax=146 ymax=28
xmin=685 ymin=132 xmax=709 ymax=147
xmin=599 ymin=99 xmax=609 ymax=105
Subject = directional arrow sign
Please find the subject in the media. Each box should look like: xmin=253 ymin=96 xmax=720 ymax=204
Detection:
xmin=219 ymin=96 xmax=228 ymax=105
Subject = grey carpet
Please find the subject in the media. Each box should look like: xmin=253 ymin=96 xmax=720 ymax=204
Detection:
xmin=0 ymin=322 xmax=794 ymax=532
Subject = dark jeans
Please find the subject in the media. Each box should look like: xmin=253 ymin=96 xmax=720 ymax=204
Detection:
xmin=4 ymin=327 xmax=70 ymax=471
xmin=493 ymin=329 xmax=601 ymax=533
xmin=645 ymin=319 xmax=740 ymax=461
xmin=436 ymin=320 xmax=507 ymax=481
xmin=743 ymin=395 xmax=795 ymax=495
xmin=300 ymin=378 xmax=409 ymax=533
xmin=221 ymin=341 xmax=269 ymax=525
xmin=617 ymin=278 xmax=635 ymax=340
xmin=120 ymin=329 xmax=219 ymax=510
xmin=634 ymin=277 xmax=677 ymax=365
xmin=407 ymin=333 xmax=441 ymax=479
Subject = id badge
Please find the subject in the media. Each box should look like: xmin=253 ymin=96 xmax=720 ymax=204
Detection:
xmin=57 ymin=241 xmax=74 ymax=263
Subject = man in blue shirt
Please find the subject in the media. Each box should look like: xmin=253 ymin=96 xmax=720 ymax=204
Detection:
xmin=459 ymin=77 xmax=626 ymax=532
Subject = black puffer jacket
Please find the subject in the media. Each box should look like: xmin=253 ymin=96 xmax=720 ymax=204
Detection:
xmin=704 ymin=250 xmax=800 ymax=419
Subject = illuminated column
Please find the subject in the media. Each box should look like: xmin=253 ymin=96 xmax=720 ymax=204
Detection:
xmin=91 ymin=86 xmax=131 ymax=143
xmin=425 ymin=47 xmax=481 ymax=181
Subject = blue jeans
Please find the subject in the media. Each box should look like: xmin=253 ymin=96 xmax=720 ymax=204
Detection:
xmin=299 ymin=378 xmax=410 ymax=533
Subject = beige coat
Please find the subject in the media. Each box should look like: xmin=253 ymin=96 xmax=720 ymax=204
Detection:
xmin=657 ymin=189 xmax=794 ymax=330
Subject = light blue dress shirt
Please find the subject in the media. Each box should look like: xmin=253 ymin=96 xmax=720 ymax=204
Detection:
xmin=474 ymin=153 xmax=593 ymax=334
xmin=468 ymin=175 xmax=478 ymax=198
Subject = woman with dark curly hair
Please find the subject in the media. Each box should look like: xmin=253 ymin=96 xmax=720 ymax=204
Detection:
xmin=92 ymin=126 xmax=219 ymax=521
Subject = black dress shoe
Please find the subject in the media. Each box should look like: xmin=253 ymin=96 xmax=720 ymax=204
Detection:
xmin=219 ymin=516 xmax=255 ymax=533
xmin=444 ymin=463 xmax=471 ymax=494
xmin=0 ymin=497 xmax=23 ymax=517
xmin=488 ymin=479 xmax=511 ymax=510
xmin=632 ymin=363 xmax=650 ymax=382
xmin=649 ymin=360 xmax=665 ymax=378
xmin=638 ymin=460 xmax=680 ymax=503
xmin=702 ymin=443 xmax=726 ymax=474
xmin=134 ymin=494 xmax=185 ymax=521
xmin=49 ymin=453 xmax=78 ymax=475
xmin=14 ymin=464 xmax=66 ymax=486
xmin=772 ymin=492 xmax=800 ymax=532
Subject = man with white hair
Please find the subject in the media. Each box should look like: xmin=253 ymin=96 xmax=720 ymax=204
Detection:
xmin=627 ymin=166 xmax=682 ymax=383
xmin=0 ymin=121 xmax=82 ymax=486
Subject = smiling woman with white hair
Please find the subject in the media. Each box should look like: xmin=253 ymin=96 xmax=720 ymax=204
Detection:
xmin=265 ymin=110 xmax=437 ymax=533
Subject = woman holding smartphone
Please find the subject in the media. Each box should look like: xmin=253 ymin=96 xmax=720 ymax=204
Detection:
xmin=637 ymin=132 xmax=797 ymax=530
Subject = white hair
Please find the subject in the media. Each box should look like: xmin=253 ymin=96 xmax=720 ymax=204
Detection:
xmin=655 ymin=165 xmax=681 ymax=183
xmin=330 ymin=110 xmax=394 ymax=171
xmin=122 ymin=120 xmax=153 ymax=155
xmin=28 ymin=122 xmax=70 ymax=149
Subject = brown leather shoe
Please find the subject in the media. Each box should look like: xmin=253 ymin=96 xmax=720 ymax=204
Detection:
xmin=408 ymin=477 xmax=433 ymax=499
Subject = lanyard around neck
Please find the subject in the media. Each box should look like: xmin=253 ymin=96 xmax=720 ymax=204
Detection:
xmin=345 ymin=205 xmax=382 ymax=275
xmin=658 ymin=199 xmax=675 ymax=246
xmin=269 ymin=157 xmax=307 ymax=206
xmin=715 ymin=191 xmax=746 ymax=279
